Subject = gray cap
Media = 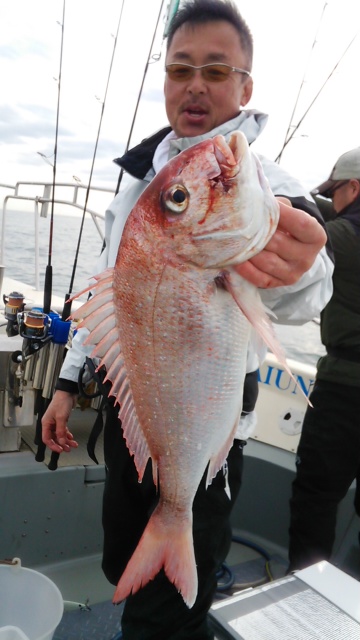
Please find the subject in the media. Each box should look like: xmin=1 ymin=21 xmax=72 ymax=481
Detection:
xmin=312 ymin=147 xmax=360 ymax=197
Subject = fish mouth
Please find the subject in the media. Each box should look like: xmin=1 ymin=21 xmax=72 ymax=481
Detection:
xmin=191 ymin=228 xmax=254 ymax=241
xmin=189 ymin=132 xmax=278 ymax=257
xmin=212 ymin=132 xmax=244 ymax=179
xmin=190 ymin=134 xmax=247 ymax=242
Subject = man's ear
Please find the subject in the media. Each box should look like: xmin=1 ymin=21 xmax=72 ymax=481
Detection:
xmin=350 ymin=179 xmax=360 ymax=199
xmin=240 ymin=76 xmax=253 ymax=107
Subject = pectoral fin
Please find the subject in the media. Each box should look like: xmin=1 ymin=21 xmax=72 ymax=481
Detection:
xmin=222 ymin=269 xmax=312 ymax=407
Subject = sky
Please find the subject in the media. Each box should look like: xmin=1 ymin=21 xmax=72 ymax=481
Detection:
xmin=0 ymin=0 xmax=359 ymax=196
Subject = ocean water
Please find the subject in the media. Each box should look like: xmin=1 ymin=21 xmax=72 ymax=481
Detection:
xmin=1 ymin=209 xmax=104 ymax=299
xmin=1 ymin=210 xmax=325 ymax=367
xmin=273 ymin=320 xmax=325 ymax=367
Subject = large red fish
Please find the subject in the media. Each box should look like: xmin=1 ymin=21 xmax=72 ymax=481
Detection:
xmin=72 ymin=131 xmax=282 ymax=607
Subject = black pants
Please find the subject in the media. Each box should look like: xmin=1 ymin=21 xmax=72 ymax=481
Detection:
xmin=101 ymin=403 xmax=244 ymax=640
xmin=288 ymin=379 xmax=360 ymax=572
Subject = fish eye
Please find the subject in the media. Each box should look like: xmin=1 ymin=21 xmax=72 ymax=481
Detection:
xmin=162 ymin=184 xmax=189 ymax=214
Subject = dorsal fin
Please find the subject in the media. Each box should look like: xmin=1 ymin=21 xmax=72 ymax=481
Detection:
xmin=71 ymin=268 xmax=152 ymax=480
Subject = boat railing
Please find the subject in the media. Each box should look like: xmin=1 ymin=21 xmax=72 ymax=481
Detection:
xmin=0 ymin=181 xmax=112 ymax=290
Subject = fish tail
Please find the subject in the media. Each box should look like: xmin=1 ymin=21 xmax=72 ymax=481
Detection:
xmin=112 ymin=507 xmax=198 ymax=608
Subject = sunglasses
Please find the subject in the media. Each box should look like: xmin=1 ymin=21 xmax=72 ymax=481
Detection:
xmin=326 ymin=180 xmax=349 ymax=198
xmin=165 ymin=63 xmax=251 ymax=83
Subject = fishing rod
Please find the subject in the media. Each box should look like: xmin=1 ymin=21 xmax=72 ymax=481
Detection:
xmin=115 ymin=0 xmax=174 ymax=195
xmin=276 ymin=2 xmax=327 ymax=164
xmin=61 ymin=0 xmax=125 ymax=322
xmin=275 ymin=30 xmax=359 ymax=164
xmin=43 ymin=2 xmax=66 ymax=315
xmin=33 ymin=0 xmax=69 ymax=466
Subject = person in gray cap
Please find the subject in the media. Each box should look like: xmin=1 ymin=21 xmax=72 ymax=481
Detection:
xmin=288 ymin=147 xmax=360 ymax=571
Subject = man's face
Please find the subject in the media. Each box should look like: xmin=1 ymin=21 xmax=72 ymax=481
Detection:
xmin=164 ymin=20 xmax=253 ymax=138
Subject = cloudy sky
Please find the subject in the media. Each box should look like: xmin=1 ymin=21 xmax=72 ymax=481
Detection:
xmin=0 ymin=0 xmax=359 ymax=195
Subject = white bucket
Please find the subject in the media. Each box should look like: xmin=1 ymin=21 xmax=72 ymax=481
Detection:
xmin=0 ymin=627 xmax=30 ymax=640
xmin=0 ymin=561 xmax=63 ymax=640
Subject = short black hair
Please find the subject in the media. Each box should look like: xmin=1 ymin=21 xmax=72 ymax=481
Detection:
xmin=166 ymin=0 xmax=253 ymax=70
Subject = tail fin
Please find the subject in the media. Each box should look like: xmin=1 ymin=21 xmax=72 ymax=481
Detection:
xmin=112 ymin=507 xmax=198 ymax=608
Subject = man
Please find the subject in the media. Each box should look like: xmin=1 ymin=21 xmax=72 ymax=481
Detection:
xmin=288 ymin=147 xmax=360 ymax=572
xmin=42 ymin=2 xmax=332 ymax=638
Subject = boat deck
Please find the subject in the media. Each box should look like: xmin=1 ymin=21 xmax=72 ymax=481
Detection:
xmin=10 ymin=414 xmax=292 ymax=640
xmin=52 ymin=546 xmax=288 ymax=640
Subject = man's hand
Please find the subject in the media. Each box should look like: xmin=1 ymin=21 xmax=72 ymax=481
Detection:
xmin=42 ymin=390 xmax=79 ymax=454
xmin=235 ymin=199 xmax=327 ymax=288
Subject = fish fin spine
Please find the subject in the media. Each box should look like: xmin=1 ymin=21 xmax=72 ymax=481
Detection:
xmin=206 ymin=420 xmax=238 ymax=488
xmin=72 ymin=267 xmax=154 ymax=476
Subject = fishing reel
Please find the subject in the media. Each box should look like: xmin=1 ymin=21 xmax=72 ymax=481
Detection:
xmin=18 ymin=308 xmax=72 ymax=360
xmin=5 ymin=307 xmax=54 ymax=410
xmin=3 ymin=291 xmax=25 ymax=337
xmin=3 ymin=292 xmax=51 ymax=355
xmin=18 ymin=308 xmax=52 ymax=358
xmin=3 ymin=305 xmax=72 ymax=443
